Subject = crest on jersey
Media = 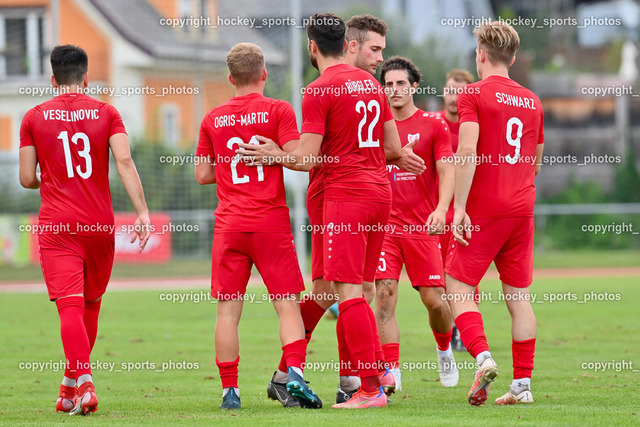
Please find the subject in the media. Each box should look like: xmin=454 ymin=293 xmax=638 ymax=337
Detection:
xmin=408 ymin=133 xmax=420 ymax=145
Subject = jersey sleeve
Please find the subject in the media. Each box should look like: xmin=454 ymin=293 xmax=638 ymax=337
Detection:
xmin=276 ymin=101 xmax=300 ymax=147
xmin=19 ymin=108 xmax=36 ymax=148
xmin=107 ymin=104 xmax=127 ymax=137
xmin=537 ymin=102 xmax=545 ymax=145
xmin=196 ymin=117 xmax=215 ymax=159
xmin=301 ymin=85 xmax=328 ymax=136
xmin=432 ymin=118 xmax=453 ymax=161
xmin=457 ymin=88 xmax=479 ymax=125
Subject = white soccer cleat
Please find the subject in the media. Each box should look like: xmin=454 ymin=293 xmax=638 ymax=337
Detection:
xmin=438 ymin=352 xmax=459 ymax=387
xmin=389 ymin=368 xmax=402 ymax=392
xmin=468 ymin=357 xmax=498 ymax=406
xmin=495 ymin=388 xmax=533 ymax=405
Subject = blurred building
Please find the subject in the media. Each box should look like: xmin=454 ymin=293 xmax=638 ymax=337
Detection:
xmin=0 ymin=0 xmax=283 ymax=156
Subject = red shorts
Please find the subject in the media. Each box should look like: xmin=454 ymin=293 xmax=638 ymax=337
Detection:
xmin=323 ymin=199 xmax=391 ymax=284
xmin=445 ymin=217 xmax=534 ymax=288
xmin=307 ymin=191 xmax=324 ymax=281
xmin=38 ymin=233 xmax=114 ymax=301
xmin=211 ymin=232 xmax=305 ymax=300
xmin=376 ymin=235 xmax=445 ymax=288
xmin=438 ymin=231 xmax=453 ymax=265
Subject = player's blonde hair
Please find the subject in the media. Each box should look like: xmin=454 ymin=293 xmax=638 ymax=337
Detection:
xmin=473 ymin=22 xmax=519 ymax=66
xmin=446 ymin=69 xmax=475 ymax=85
xmin=226 ymin=43 xmax=265 ymax=86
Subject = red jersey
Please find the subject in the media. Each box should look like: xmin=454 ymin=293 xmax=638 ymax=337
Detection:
xmin=457 ymin=75 xmax=544 ymax=218
xmin=302 ymin=63 xmax=392 ymax=202
xmin=387 ymin=110 xmax=452 ymax=238
xmin=197 ymin=92 xmax=299 ymax=233
xmin=436 ymin=110 xmax=460 ymax=152
xmin=19 ymin=93 xmax=126 ymax=235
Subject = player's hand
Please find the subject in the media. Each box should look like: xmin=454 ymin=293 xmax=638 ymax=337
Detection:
xmin=426 ymin=208 xmax=447 ymax=235
xmin=451 ymin=209 xmax=472 ymax=246
xmin=131 ymin=213 xmax=151 ymax=253
xmin=236 ymin=135 xmax=282 ymax=166
xmin=393 ymin=140 xmax=426 ymax=175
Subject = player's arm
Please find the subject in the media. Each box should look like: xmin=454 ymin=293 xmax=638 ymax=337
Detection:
xmin=109 ymin=132 xmax=150 ymax=252
xmin=535 ymin=143 xmax=544 ymax=176
xmin=19 ymin=146 xmax=40 ymax=189
xmin=235 ymin=133 xmax=322 ymax=171
xmin=195 ymin=156 xmax=216 ymax=184
xmin=426 ymin=158 xmax=454 ymax=235
xmin=451 ymin=121 xmax=479 ymax=245
xmin=384 ymin=119 xmax=426 ymax=175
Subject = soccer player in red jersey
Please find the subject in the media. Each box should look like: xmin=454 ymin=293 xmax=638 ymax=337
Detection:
xmin=237 ymin=13 xmax=424 ymax=409
xmin=195 ymin=43 xmax=321 ymax=410
xmin=434 ymin=69 xmax=476 ymax=353
xmin=375 ymin=56 xmax=458 ymax=391
xmin=444 ymin=22 xmax=544 ymax=406
xmin=265 ymin=14 xmax=392 ymax=406
xmin=19 ymin=45 xmax=150 ymax=415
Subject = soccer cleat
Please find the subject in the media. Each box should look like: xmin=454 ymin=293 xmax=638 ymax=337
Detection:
xmin=325 ymin=303 xmax=339 ymax=319
xmin=55 ymin=384 xmax=77 ymax=412
xmin=69 ymin=382 xmax=98 ymax=416
xmin=220 ymin=388 xmax=241 ymax=410
xmin=467 ymin=357 xmax=498 ymax=406
xmin=336 ymin=387 xmax=357 ymax=404
xmin=331 ymin=387 xmax=387 ymax=409
xmin=495 ymin=387 xmax=534 ymax=405
xmin=378 ymin=368 xmax=396 ymax=396
xmin=450 ymin=326 xmax=467 ymax=352
xmin=438 ymin=352 xmax=459 ymax=387
xmin=389 ymin=368 xmax=402 ymax=392
xmin=286 ymin=368 xmax=322 ymax=409
xmin=267 ymin=371 xmax=300 ymax=407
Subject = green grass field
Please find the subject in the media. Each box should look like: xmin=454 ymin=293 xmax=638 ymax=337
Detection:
xmin=1 ymin=275 xmax=638 ymax=425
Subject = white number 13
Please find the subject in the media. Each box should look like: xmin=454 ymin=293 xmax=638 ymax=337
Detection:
xmin=57 ymin=131 xmax=92 ymax=179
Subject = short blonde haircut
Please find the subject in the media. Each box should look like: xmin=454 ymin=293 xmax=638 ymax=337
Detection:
xmin=226 ymin=43 xmax=264 ymax=86
xmin=446 ymin=69 xmax=475 ymax=85
xmin=473 ymin=22 xmax=519 ymax=66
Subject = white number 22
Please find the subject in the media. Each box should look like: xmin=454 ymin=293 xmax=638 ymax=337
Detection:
xmin=57 ymin=131 xmax=92 ymax=179
xmin=356 ymin=100 xmax=381 ymax=148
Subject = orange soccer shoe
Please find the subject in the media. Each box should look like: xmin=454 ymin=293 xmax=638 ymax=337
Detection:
xmin=378 ymin=368 xmax=396 ymax=396
xmin=467 ymin=357 xmax=498 ymax=406
xmin=55 ymin=384 xmax=77 ymax=412
xmin=69 ymin=382 xmax=98 ymax=416
xmin=331 ymin=387 xmax=388 ymax=409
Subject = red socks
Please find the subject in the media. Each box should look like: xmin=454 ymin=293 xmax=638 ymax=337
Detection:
xmin=277 ymin=297 xmax=325 ymax=372
xmin=282 ymin=339 xmax=307 ymax=371
xmin=339 ymin=298 xmax=380 ymax=392
xmin=455 ymin=311 xmax=489 ymax=358
xmin=337 ymin=314 xmax=357 ymax=376
xmin=364 ymin=303 xmax=386 ymax=373
xmin=432 ymin=328 xmax=453 ymax=352
xmin=216 ymin=356 xmax=239 ymax=389
xmin=84 ymin=299 xmax=102 ymax=351
xmin=56 ymin=296 xmax=91 ymax=379
xmin=382 ymin=343 xmax=399 ymax=369
xmin=512 ymin=338 xmax=536 ymax=378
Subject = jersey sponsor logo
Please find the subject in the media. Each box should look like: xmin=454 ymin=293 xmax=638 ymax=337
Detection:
xmin=429 ymin=274 xmax=441 ymax=280
xmin=495 ymin=93 xmax=536 ymax=110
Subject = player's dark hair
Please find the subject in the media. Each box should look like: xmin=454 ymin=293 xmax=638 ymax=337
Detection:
xmin=306 ymin=13 xmax=345 ymax=57
xmin=346 ymin=14 xmax=388 ymax=45
xmin=50 ymin=45 xmax=88 ymax=86
xmin=380 ymin=56 xmax=422 ymax=86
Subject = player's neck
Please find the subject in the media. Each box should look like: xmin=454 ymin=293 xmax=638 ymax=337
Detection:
xmin=392 ymin=103 xmax=418 ymax=121
xmin=234 ymin=85 xmax=264 ymax=97
xmin=444 ymin=110 xmax=458 ymax=123
xmin=480 ymin=66 xmax=510 ymax=80
xmin=57 ymin=84 xmax=84 ymax=94
xmin=318 ymin=55 xmax=345 ymax=74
